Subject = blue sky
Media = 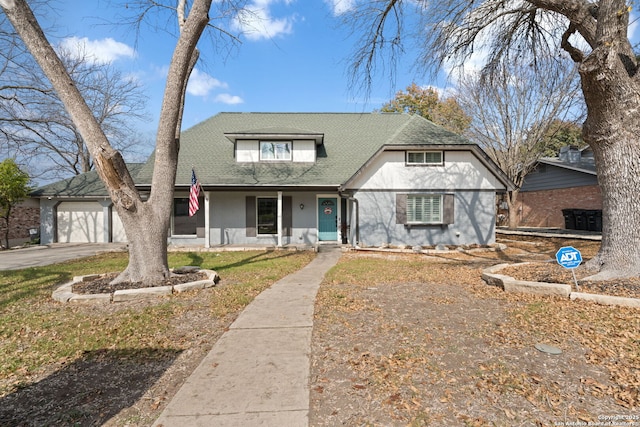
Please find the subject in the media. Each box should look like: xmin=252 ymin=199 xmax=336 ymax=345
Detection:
xmin=32 ymin=0 xmax=640 ymax=158
xmin=41 ymin=0 xmax=424 ymax=137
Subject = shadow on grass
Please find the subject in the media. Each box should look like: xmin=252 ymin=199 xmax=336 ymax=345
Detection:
xmin=0 ymin=268 xmax=72 ymax=309
xmin=0 ymin=347 xmax=181 ymax=427
xmin=185 ymin=252 xmax=204 ymax=266
xmin=209 ymin=250 xmax=309 ymax=273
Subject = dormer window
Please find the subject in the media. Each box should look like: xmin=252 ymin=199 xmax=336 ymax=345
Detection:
xmin=260 ymin=141 xmax=292 ymax=161
xmin=226 ymin=128 xmax=323 ymax=163
xmin=406 ymin=151 xmax=443 ymax=165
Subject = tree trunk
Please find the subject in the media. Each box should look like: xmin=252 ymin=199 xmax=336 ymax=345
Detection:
xmin=116 ymin=203 xmax=171 ymax=284
xmin=1 ymin=0 xmax=212 ymax=284
xmin=506 ymin=190 xmax=520 ymax=229
xmin=586 ymin=136 xmax=640 ymax=279
xmin=2 ymin=209 xmax=10 ymax=249
xmin=578 ymin=2 xmax=640 ymax=279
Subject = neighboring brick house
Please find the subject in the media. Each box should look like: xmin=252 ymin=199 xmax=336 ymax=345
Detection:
xmin=0 ymin=199 xmax=40 ymax=248
xmin=517 ymin=146 xmax=602 ymax=230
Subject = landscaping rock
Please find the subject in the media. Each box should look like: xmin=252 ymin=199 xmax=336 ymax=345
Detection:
xmin=113 ymin=286 xmax=173 ymax=302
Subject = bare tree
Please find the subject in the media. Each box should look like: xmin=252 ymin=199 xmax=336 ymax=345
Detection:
xmin=1 ymin=48 xmax=150 ymax=182
xmin=457 ymin=58 xmax=582 ymax=228
xmin=0 ymin=0 xmax=241 ymax=284
xmin=346 ymin=0 xmax=640 ymax=280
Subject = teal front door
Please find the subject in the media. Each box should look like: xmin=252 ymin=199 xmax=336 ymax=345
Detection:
xmin=318 ymin=198 xmax=338 ymax=241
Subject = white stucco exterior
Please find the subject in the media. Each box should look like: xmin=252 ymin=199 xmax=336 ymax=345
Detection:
xmin=346 ymin=149 xmax=506 ymax=191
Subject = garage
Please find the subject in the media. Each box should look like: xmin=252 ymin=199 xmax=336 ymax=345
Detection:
xmin=56 ymin=202 xmax=128 ymax=243
xmin=56 ymin=202 xmax=104 ymax=243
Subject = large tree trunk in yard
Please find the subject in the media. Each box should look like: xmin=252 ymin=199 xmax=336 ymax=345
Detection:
xmin=117 ymin=204 xmax=171 ymax=283
xmin=1 ymin=0 xmax=212 ymax=284
xmin=586 ymin=136 xmax=640 ymax=279
xmin=577 ymin=1 xmax=640 ymax=279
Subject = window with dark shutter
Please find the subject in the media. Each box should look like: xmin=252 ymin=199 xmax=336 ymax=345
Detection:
xmin=396 ymin=194 xmax=407 ymax=224
xmin=283 ymin=196 xmax=292 ymax=236
xmin=396 ymin=193 xmax=454 ymax=225
xmin=443 ymin=194 xmax=455 ymax=224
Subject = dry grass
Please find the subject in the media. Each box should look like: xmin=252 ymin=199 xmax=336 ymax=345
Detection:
xmin=310 ymin=238 xmax=640 ymax=426
xmin=0 ymin=249 xmax=316 ymax=426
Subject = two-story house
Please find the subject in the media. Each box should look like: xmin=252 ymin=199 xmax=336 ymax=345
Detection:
xmin=33 ymin=113 xmax=513 ymax=248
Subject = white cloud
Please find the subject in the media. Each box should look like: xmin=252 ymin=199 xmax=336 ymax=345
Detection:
xmin=214 ymin=93 xmax=244 ymax=105
xmin=324 ymin=0 xmax=355 ymax=16
xmin=232 ymin=0 xmax=295 ymax=41
xmin=183 ymin=69 xmax=242 ymax=104
xmin=187 ymin=69 xmax=228 ymax=96
xmin=58 ymin=36 xmax=135 ymax=64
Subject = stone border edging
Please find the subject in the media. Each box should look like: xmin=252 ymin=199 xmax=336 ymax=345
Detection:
xmin=52 ymin=269 xmax=220 ymax=304
xmin=351 ymin=243 xmax=508 ymax=255
xmin=482 ymin=262 xmax=640 ymax=308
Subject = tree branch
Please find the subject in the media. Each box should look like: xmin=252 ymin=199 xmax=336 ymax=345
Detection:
xmin=561 ymin=23 xmax=585 ymax=62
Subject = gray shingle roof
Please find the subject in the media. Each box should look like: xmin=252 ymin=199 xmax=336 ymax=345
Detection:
xmin=137 ymin=112 xmax=473 ymax=188
xmin=538 ymin=157 xmax=597 ymax=175
xmin=33 ymin=113 xmax=489 ymax=197
xmin=31 ymin=163 xmax=145 ymax=197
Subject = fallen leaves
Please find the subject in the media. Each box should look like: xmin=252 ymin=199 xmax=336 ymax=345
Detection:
xmin=310 ymin=237 xmax=640 ymax=426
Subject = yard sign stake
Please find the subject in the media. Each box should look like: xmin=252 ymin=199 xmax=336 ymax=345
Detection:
xmin=555 ymin=246 xmax=583 ymax=290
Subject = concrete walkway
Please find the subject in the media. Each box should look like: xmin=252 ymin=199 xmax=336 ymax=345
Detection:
xmin=152 ymin=246 xmax=343 ymax=427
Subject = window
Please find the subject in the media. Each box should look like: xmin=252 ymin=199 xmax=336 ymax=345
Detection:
xmin=257 ymin=198 xmax=278 ymax=234
xmin=407 ymin=195 xmax=442 ymax=224
xmin=260 ymin=141 xmax=291 ymax=161
xmin=173 ymin=198 xmax=197 ymax=235
xmin=407 ymin=151 xmax=443 ymax=165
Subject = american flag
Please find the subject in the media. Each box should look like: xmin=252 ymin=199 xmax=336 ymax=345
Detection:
xmin=188 ymin=168 xmax=200 ymax=217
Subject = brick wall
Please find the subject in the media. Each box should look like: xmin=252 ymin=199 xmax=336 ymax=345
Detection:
xmin=516 ymin=185 xmax=602 ymax=228
xmin=0 ymin=199 xmax=40 ymax=247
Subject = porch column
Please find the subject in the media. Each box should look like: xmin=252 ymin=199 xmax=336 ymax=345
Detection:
xmin=277 ymin=191 xmax=283 ymax=247
xmin=204 ymin=191 xmax=210 ymax=248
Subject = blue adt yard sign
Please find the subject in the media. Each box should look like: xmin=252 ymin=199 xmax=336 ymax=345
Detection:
xmin=556 ymin=246 xmax=583 ymax=269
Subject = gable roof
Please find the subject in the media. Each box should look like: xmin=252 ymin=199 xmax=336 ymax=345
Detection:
xmin=136 ymin=112 xmax=476 ymax=189
xmin=31 ymin=163 xmax=145 ymax=198
xmin=34 ymin=113 xmax=513 ymax=197
xmin=537 ymin=157 xmax=597 ymax=175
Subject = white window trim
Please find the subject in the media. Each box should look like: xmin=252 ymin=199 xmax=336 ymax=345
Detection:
xmin=406 ymin=150 xmax=443 ymax=166
xmin=407 ymin=194 xmax=443 ymax=224
xmin=260 ymin=141 xmax=292 ymax=161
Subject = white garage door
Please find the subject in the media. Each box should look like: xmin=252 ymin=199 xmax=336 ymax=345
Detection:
xmin=111 ymin=211 xmax=128 ymax=243
xmin=57 ymin=202 xmax=104 ymax=243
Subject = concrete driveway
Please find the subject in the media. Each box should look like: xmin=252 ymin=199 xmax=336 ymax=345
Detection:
xmin=0 ymin=243 xmax=127 ymax=271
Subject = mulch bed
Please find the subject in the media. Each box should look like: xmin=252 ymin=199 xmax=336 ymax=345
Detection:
xmin=71 ymin=272 xmax=208 ymax=294
xmin=500 ymin=262 xmax=640 ymax=299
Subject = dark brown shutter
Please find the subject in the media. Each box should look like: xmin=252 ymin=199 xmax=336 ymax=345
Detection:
xmin=443 ymin=194 xmax=455 ymax=224
xmin=283 ymin=196 xmax=292 ymax=236
xmin=246 ymin=196 xmax=256 ymax=237
xmin=396 ymin=193 xmax=407 ymax=224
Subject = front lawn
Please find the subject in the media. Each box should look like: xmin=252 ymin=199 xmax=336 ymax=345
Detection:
xmin=0 ymin=249 xmax=315 ymax=426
